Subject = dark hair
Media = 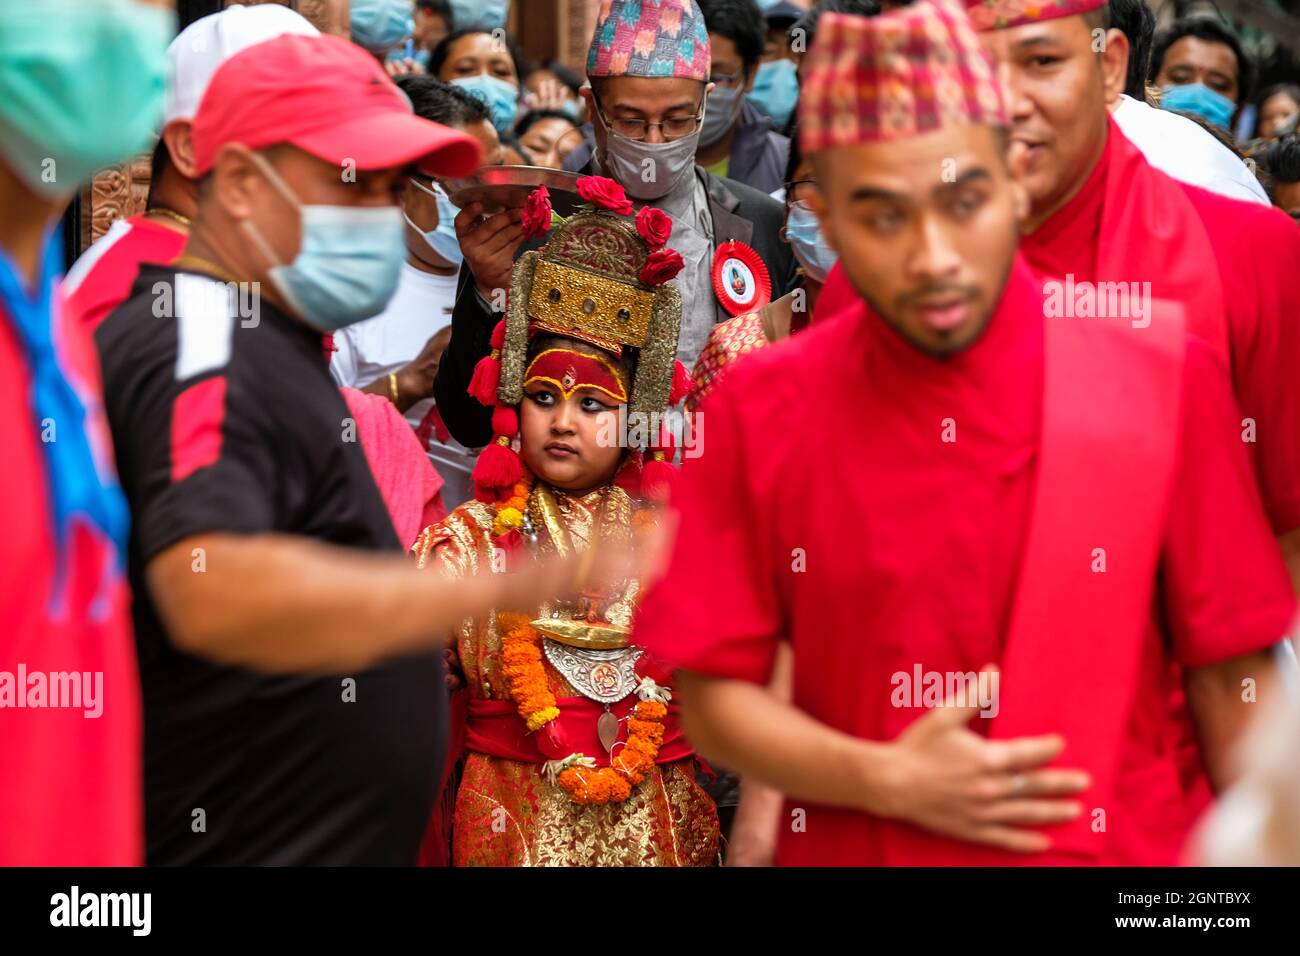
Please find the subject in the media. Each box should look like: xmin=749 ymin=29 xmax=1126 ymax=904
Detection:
xmin=783 ymin=123 xmax=803 ymax=186
xmin=793 ymin=0 xmax=881 ymax=51
xmin=699 ymin=0 xmax=766 ymax=75
xmin=1149 ymin=16 xmax=1254 ymax=103
xmin=394 ymin=74 xmax=491 ymax=127
xmin=515 ymin=108 xmax=581 ymax=138
xmin=1260 ymin=137 xmax=1300 ymax=192
xmin=1104 ymin=0 xmax=1152 ymax=100
xmin=416 ymin=0 xmax=453 ymax=22
xmin=146 ymin=136 xmax=170 ymax=207
xmin=525 ymin=59 xmax=583 ymax=96
xmin=429 ymin=27 xmax=525 ymax=82
xmin=1172 ymin=107 xmax=1246 ymax=158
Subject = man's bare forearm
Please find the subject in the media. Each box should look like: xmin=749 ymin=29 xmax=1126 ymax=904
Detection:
xmin=1185 ymin=648 xmax=1280 ymax=792
xmin=146 ymin=533 xmax=512 ymax=675
xmin=677 ymin=670 xmax=893 ymax=816
xmin=727 ymin=645 xmax=794 ymax=866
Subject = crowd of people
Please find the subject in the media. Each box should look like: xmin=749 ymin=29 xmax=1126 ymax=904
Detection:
xmin=3 ymin=0 xmax=1300 ymax=869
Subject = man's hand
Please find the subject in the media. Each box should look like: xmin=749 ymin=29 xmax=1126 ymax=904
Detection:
xmin=877 ymin=690 xmax=1090 ymax=853
xmin=444 ymin=646 xmax=465 ymax=691
xmin=455 ymin=201 xmax=525 ymax=301
xmin=524 ymin=77 xmax=573 ymax=113
xmin=385 ymin=57 xmax=424 ymax=77
xmin=393 ymin=328 xmax=452 ymax=411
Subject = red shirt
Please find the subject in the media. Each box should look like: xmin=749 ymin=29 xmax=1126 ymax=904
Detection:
xmin=0 ymin=284 xmax=142 ymax=865
xmin=635 ymin=257 xmax=1295 ymax=866
xmin=64 ymin=215 xmax=188 ymax=331
xmin=1022 ymin=126 xmax=1300 ymax=534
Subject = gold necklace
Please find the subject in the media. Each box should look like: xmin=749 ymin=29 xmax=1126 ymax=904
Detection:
xmin=171 ymin=255 xmax=243 ymax=286
xmin=146 ymin=207 xmax=192 ymax=228
xmin=531 ymin=485 xmax=629 ymax=650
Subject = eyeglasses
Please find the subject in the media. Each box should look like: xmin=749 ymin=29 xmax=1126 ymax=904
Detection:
xmin=785 ymin=178 xmax=818 ymax=205
xmin=708 ymin=69 xmax=746 ymax=88
xmin=592 ymin=94 xmax=706 ymax=142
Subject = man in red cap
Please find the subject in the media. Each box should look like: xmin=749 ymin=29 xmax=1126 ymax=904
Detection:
xmin=635 ymin=0 xmax=1293 ymax=866
xmin=95 ymin=33 xmax=577 ymax=864
xmin=964 ymin=0 xmax=1300 ymax=588
xmin=63 ymin=3 xmax=320 ymax=332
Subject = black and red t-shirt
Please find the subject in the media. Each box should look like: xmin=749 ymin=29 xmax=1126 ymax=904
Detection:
xmin=95 ymin=264 xmax=443 ymax=865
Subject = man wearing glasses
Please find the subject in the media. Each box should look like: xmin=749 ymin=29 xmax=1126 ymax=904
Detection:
xmin=694 ymin=0 xmax=791 ymax=195
xmin=434 ymin=0 xmax=797 ymax=451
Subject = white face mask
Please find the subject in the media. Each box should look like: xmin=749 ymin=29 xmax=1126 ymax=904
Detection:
xmin=596 ymin=111 xmax=701 ymax=200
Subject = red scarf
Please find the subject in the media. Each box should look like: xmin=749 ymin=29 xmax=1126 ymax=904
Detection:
xmin=882 ymin=299 xmax=1187 ymax=864
xmin=1023 ymin=119 xmax=1227 ymax=358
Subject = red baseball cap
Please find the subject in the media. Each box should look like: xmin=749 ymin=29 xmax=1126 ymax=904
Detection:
xmin=190 ymin=33 xmax=482 ymax=178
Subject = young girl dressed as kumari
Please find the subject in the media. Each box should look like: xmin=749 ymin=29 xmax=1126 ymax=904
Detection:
xmin=413 ymin=176 xmax=721 ymax=866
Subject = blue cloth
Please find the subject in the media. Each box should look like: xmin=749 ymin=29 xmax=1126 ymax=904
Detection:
xmin=0 ymin=228 xmax=129 ymax=590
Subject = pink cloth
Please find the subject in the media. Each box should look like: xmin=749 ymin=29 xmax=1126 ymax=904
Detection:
xmin=341 ymin=387 xmax=446 ymax=550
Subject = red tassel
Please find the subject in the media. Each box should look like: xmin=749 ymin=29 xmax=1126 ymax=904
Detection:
xmin=467 ymin=353 xmax=501 ymax=406
xmin=669 ymin=360 xmax=691 ymax=406
xmin=491 ymin=405 xmax=518 ymax=436
xmin=473 ymin=439 xmax=522 ymax=491
xmin=614 ymin=450 xmax=644 ymax=495
xmin=472 ymin=405 xmax=523 ymax=496
xmin=490 ymin=319 xmax=507 ymax=351
xmin=641 ymin=455 xmax=678 ymax=505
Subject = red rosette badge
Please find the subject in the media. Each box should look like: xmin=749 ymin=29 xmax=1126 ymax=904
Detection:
xmin=711 ymin=240 xmax=772 ymax=317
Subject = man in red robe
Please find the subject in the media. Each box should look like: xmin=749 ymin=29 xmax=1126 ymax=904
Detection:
xmin=965 ymin=0 xmax=1300 ymax=587
xmin=635 ymin=0 xmax=1295 ymax=866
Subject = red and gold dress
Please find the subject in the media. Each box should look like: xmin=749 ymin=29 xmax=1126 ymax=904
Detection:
xmin=412 ymin=482 xmax=720 ymax=866
xmin=688 ymin=310 xmax=768 ymax=413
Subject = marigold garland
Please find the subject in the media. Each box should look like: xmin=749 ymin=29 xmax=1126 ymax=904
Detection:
xmin=492 ymin=475 xmax=533 ymax=538
xmin=494 ymin=485 xmax=669 ymax=804
xmin=556 ymin=698 xmax=667 ymax=805
xmin=498 ymin=613 xmax=560 ymax=731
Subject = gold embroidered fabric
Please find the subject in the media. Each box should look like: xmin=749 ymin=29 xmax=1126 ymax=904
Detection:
xmin=412 ymin=485 xmax=721 ymax=866
xmin=454 ymin=757 xmax=718 ymax=867
xmin=687 ymin=310 xmax=770 ymax=413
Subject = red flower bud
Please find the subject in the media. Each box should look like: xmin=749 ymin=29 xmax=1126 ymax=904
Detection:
xmin=576 ymin=175 xmax=634 ymax=215
xmin=639 ymin=247 xmax=685 ymax=286
xmin=635 ymin=206 xmax=672 ymax=249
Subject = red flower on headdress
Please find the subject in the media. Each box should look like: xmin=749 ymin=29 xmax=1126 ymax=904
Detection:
xmin=640 ymin=247 xmax=685 ymax=286
xmin=577 ymin=175 xmax=634 ymax=215
xmin=635 ymin=206 xmax=672 ymax=249
xmin=521 ymin=184 xmax=553 ymax=241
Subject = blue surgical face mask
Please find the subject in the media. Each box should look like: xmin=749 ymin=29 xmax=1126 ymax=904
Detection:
xmin=0 ymin=0 xmax=172 ymax=199
xmin=243 ymin=154 xmax=406 ymax=331
xmin=785 ymin=201 xmax=838 ymax=283
xmin=699 ymin=85 xmax=744 ymax=148
xmin=451 ymin=74 xmax=519 ymax=135
xmin=1160 ymin=82 xmax=1235 ymax=130
xmin=747 ymin=58 xmax=799 ymax=131
xmin=406 ymin=177 xmax=464 ymax=267
xmin=450 ymin=0 xmax=509 ymax=30
xmin=351 ymin=0 xmax=414 ymax=55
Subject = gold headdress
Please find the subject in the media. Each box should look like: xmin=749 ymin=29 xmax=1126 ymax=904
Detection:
xmin=467 ymin=176 xmax=690 ymax=503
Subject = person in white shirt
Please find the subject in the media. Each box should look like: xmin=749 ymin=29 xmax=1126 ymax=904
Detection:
xmin=1105 ymin=0 xmax=1267 ymax=206
xmin=1111 ymin=93 xmax=1269 ymax=205
xmin=331 ymin=77 xmax=504 ymax=507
